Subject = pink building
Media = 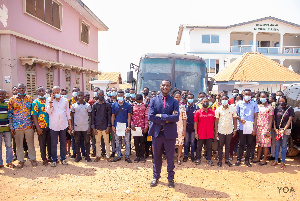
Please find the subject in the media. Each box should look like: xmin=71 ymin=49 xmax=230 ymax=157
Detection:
xmin=0 ymin=0 xmax=108 ymax=97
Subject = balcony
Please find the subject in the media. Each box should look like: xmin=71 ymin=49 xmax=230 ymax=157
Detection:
xmin=283 ymin=46 xmax=300 ymax=54
xmin=230 ymin=45 xmax=253 ymax=53
xmin=257 ymin=47 xmax=279 ymax=54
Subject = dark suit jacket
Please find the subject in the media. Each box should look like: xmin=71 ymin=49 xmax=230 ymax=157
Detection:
xmin=148 ymin=94 xmax=179 ymax=139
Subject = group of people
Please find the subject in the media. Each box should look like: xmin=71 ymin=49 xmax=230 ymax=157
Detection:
xmin=0 ymin=81 xmax=294 ymax=188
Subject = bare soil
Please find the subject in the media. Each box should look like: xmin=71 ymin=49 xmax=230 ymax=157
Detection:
xmin=1 ymin=135 xmax=299 ymax=201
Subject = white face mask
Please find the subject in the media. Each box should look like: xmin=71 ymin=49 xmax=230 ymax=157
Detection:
xmin=45 ymin=94 xmax=50 ymax=98
xmin=136 ymin=102 xmax=142 ymax=106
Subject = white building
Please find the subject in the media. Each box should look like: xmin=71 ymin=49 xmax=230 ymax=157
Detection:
xmin=176 ymin=16 xmax=300 ymax=79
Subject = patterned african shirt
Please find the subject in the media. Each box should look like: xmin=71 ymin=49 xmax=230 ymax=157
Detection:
xmin=8 ymin=95 xmax=33 ymax=130
xmin=32 ymin=98 xmax=49 ymax=128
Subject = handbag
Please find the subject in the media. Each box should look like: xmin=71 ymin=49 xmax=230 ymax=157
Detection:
xmin=276 ymin=106 xmax=292 ymax=140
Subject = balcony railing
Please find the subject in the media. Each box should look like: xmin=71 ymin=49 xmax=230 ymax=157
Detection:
xmin=257 ymin=47 xmax=279 ymax=54
xmin=230 ymin=45 xmax=253 ymax=53
xmin=283 ymin=46 xmax=300 ymax=54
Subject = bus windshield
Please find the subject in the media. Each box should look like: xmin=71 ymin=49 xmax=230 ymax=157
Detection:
xmin=137 ymin=57 xmax=206 ymax=96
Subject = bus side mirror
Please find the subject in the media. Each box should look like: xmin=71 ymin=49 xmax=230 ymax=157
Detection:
xmin=127 ymin=71 xmax=133 ymax=83
xmin=208 ymin=80 xmax=214 ymax=91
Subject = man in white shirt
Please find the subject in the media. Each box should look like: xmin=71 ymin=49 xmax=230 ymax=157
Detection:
xmin=45 ymin=86 xmax=72 ymax=167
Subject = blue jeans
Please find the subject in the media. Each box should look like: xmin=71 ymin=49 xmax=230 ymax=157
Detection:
xmin=275 ymin=134 xmax=289 ymax=163
xmin=115 ymin=132 xmax=130 ymax=158
xmin=50 ymin=129 xmax=67 ymax=162
xmin=0 ymin=132 xmax=13 ymax=165
xmin=184 ymin=131 xmax=195 ymax=157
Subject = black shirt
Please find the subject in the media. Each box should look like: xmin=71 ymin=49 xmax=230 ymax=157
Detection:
xmin=274 ymin=105 xmax=295 ymax=129
xmin=91 ymin=100 xmax=112 ymax=130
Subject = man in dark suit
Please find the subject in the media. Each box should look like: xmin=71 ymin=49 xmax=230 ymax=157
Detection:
xmin=148 ymin=80 xmax=179 ymax=188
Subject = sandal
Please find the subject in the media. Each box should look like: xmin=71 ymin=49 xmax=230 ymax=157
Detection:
xmin=281 ymin=162 xmax=285 ymax=169
xmin=6 ymin=163 xmax=16 ymax=168
xmin=177 ymin=160 xmax=181 ymax=165
xmin=258 ymin=162 xmax=267 ymax=166
xmin=271 ymin=161 xmax=278 ymax=166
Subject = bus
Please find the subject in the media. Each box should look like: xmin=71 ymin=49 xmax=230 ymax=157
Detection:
xmin=128 ymin=53 xmax=210 ymax=96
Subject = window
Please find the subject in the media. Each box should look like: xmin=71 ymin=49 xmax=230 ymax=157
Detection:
xmin=65 ymin=70 xmax=71 ymax=93
xmin=75 ymin=72 xmax=80 ymax=88
xmin=46 ymin=67 xmax=53 ymax=90
xmin=25 ymin=64 xmax=36 ymax=97
xmin=202 ymin=35 xmax=219 ymax=44
xmin=86 ymin=74 xmax=90 ymax=91
xmin=80 ymin=20 xmax=90 ymax=44
xmin=205 ymin=59 xmax=219 ymax=74
xmin=234 ymin=40 xmax=244 ymax=46
xmin=249 ymin=41 xmax=259 ymax=46
xmin=25 ymin=0 xmax=62 ymax=30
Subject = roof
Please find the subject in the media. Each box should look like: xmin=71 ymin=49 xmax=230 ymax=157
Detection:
xmin=98 ymin=72 xmax=122 ymax=83
xmin=65 ymin=0 xmax=108 ymax=31
xmin=213 ymin=52 xmax=300 ymax=82
xmin=176 ymin=16 xmax=300 ymax=45
xmin=119 ymin=83 xmax=133 ymax=90
xmin=141 ymin=53 xmax=203 ymax=61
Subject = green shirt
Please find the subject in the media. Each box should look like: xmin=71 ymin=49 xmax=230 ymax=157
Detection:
xmin=0 ymin=100 xmax=10 ymax=132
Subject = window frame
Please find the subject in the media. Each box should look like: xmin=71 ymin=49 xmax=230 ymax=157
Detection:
xmin=23 ymin=0 xmax=63 ymax=31
xmin=80 ymin=19 xmax=90 ymax=45
xmin=202 ymin=35 xmax=219 ymax=44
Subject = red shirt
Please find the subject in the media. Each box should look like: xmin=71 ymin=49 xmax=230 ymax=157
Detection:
xmin=88 ymin=99 xmax=96 ymax=106
xmin=228 ymin=98 xmax=234 ymax=105
xmin=131 ymin=102 xmax=149 ymax=130
xmin=194 ymin=108 xmax=215 ymax=139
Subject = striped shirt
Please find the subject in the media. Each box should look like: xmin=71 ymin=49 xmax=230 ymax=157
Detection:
xmin=0 ymin=100 xmax=10 ymax=132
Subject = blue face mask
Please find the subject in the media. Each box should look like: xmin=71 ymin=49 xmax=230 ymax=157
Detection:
xmin=107 ymin=91 xmax=112 ymax=97
xmin=62 ymin=95 xmax=67 ymax=99
xmin=244 ymin=96 xmax=251 ymax=101
xmin=54 ymin=94 xmax=61 ymax=98
xmin=252 ymin=98 xmax=256 ymax=102
xmin=18 ymin=93 xmax=26 ymax=96
xmin=209 ymin=102 xmax=213 ymax=107
xmin=130 ymin=94 xmax=136 ymax=98
xmin=221 ymin=100 xmax=228 ymax=106
xmin=117 ymin=97 xmax=124 ymax=102
xmin=125 ymin=93 xmax=130 ymax=98
xmin=111 ymin=91 xmax=117 ymax=97
xmin=260 ymin=98 xmax=267 ymax=103
xmin=187 ymin=99 xmax=194 ymax=104
xmin=72 ymin=92 xmax=77 ymax=97
xmin=38 ymin=95 xmax=45 ymax=99
xmin=198 ymin=98 xmax=203 ymax=101
xmin=93 ymin=92 xmax=98 ymax=97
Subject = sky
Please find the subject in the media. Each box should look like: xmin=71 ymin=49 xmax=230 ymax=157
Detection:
xmin=83 ymin=0 xmax=300 ymax=81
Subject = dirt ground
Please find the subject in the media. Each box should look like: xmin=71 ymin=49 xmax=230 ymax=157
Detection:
xmin=0 ymin=135 xmax=299 ymax=201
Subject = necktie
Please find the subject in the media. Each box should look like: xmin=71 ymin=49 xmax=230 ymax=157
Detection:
xmin=163 ymin=96 xmax=166 ymax=108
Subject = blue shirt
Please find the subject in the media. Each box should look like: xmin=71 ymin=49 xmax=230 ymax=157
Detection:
xmin=185 ymin=103 xmax=199 ymax=133
xmin=236 ymin=100 xmax=259 ymax=130
xmin=112 ymin=101 xmax=131 ymax=127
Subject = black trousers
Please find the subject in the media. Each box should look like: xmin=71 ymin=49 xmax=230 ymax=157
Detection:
xmin=38 ymin=128 xmax=51 ymax=161
xmin=74 ymin=131 xmax=90 ymax=158
xmin=218 ymin=133 xmax=232 ymax=161
xmin=134 ymin=136 xmax=145 ymax=158
xmin=237 ymin=130 xmax=255 ymax=161
xmin=196 ymin=138 xmax=213 ymax=160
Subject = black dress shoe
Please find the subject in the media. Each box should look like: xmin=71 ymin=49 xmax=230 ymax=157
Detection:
xmin=168 ymin=180 xmax=175 ymax=188
xmin=225 ymin=161 xmax=232 ymax=167
xmin=183 ymin=156 xmax=188 ymax=162
xmin=125 ymin=157 xmax=132 ymax=163
xmin=245 ymin=161 xmax=252 ymax=167
xmin=235 ymin=160 xmax=241 ymax=166
xmin=278 ymin=158 xmax=281 ymax=163
xmin=111 ymin=157 xmax=121 ymax=162
xmin=150 ymin=179 xmax=159 ymax=187
xmin=267 ymin=156 xmax=275 ymax=160
xmin=217 ymin=161 xmax=222 ymax=167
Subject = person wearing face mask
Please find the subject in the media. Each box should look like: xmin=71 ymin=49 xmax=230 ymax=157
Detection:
xmin=124 ymin=88 xmax=131 ymax=103
xmin=252 ymin=92 xmax=274 ymax=166
xmin=194 ymin=97 xmax=215 ymax=166
xmin=60 ymin=89 xmax=68 ymax=99
xmin=109 ymin=87 xmax=118 ymax=104
xmin=235 ymin=89 xmax=259 ymax=167
xmin=143 ymin=87 xmax=150 ymax=101
xmin=69 ymin=87 xmax=80 ymax=107
xmin=45 ymin=86 xmax=72 ymax=167
xmin=215 ymin=95 xmax=237 ymax=167
xmin=272 ymin=96 xmax=294 ymax=169
xmin=91 ymin=90 xmax=112 ymax=162
xmin=131 ymin=94 xmax=149 ymax=163
xmin=151 ymin=90 xmax=157 ymax=98
xmin=275 ymin=90 xmax=284 ymax=104
xmin=111 ymin=90 xmax=132 ymax=163
xmin=7 ymin=83 xmax=37 ymax=168
xmin=32 ymin=86 xmax=51 ymax=166
xmin=229 ymin=89 xmax=239 ymax=105
xmin=196 ymin=92 xmax=206 ymax=108
xmin=129 ymin=88 xmax=136 ymax=105
xmin=45 ymin=89 xmax=52 ymax=99
xmin=183 ymin=93 xmax=199 ymax=162
xmin=107 ymin=87 xmax=118 ymax=158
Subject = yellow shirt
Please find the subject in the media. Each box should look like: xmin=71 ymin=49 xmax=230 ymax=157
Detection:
xmin=215 ymin=105 xmax=237 ymax=134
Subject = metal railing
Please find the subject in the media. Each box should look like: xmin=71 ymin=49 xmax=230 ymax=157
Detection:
xmin=283 ymin=46 xmax=300 ymax=54
xmin=257 ymin=47 xmax=279 ymax=54
xmin=230 ymin=45 xmax=253 ymax=53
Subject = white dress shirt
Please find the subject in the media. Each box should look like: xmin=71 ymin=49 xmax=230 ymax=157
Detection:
xmin=45 ymin=97 xmax=71 ymax=131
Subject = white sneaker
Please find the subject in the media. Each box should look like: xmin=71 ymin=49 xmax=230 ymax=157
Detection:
xmin=51 ymin=162 xmax=56 ymax=167
xmin=61 ymin=160 xmax=68 ymax=165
